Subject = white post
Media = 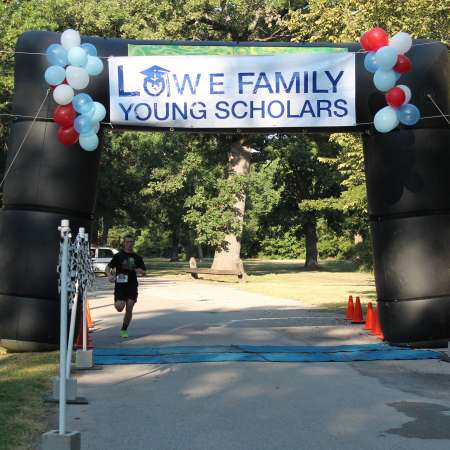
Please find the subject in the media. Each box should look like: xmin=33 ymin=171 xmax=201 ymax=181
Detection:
xmin=66 ymin=227 xmax=85 ymax=375
xmin=66 ymin=281 xmax=79 ymax=378
xmin=82 ymin=231 xmax=88 ymax=351
xmin=58 ymin=219 xmax=71 ymax=435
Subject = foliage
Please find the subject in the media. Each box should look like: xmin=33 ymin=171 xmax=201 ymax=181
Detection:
xmin=259 ymin=225 xmax=305 ymax=259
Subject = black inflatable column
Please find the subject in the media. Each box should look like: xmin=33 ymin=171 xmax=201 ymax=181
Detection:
xmin=364 ymin=129 xmax=450 ymax=346
xmin=0 ymin=32 xmax=108 ymax=351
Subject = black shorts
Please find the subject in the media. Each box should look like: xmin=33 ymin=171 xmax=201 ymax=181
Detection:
xmin=114 ymin=284 xmax=138 ymax=302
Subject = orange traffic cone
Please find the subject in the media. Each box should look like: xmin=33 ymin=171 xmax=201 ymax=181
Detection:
xmin=344 ymin=295 xmax=354 ymax=320
xmin=74 ymin=313 xmax=93 ymax=349
xmin=363 ymin=302 xmax=374 ymax=331
xmin=371 ymin=306 xmax=384 ymax=340
xmin=375 ymin=307 xmax=384 ymax=340
xmin=370 ymin=306 xmax=379 ymax=335
xmin=351 ymin=297 xmax=365 ymax=323
xmin=86 ymin=301 xmax=94 ymax=330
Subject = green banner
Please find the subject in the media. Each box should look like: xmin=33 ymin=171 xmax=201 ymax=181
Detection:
xmin=128 ymin=44 xmax=347 ymax=57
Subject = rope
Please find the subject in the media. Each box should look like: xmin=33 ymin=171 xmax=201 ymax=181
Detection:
xmin=0 ymin=41 xmax=447 ymax=59
xmin=0 ymin=89 xmax=50 ymax=189
xmin=426 ymin=94 xmax=450 ymax=126
xmin=0 ymin=111 xmax=448 ymax=128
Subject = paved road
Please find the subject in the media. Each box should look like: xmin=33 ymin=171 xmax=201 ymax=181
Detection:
xmin=66 ymin=276 xmax=450 ymax=450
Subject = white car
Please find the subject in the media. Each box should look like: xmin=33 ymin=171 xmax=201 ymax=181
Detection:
xmin=90 ymin=246 xmax=118 ymax=274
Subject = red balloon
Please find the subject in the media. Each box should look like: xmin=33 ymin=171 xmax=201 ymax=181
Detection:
xmin=385 ymin=87 xmax=406 ymax=108
xmin=57 ymin=126 xmax=79 ymax=145
xmin=53 ymin=105 xmax=76 ymax=127
xmin=394 ymin=54 xmax=412 ymax=74
xmin=366 ymin=27 xmax=389 ymax=51
xmin=360 ymin=32 xmax=371 ymax=51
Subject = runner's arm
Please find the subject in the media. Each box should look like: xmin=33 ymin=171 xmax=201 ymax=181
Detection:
xmin=135 ymin=256 xmax=146 ymax=277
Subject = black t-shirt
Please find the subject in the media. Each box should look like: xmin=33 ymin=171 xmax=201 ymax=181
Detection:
xmin=108 ymin=251 xmax=146 ymax=288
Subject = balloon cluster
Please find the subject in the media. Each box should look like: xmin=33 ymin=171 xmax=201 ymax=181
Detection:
xmin=360 ymin=28 xmax=420 ymax=133
xmin=44 ymin=29 xmax=106 ymax=151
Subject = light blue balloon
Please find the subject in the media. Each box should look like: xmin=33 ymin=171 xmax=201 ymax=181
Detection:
xmin=373 ymin=69 xmax=397 ymax=92
xmin=395 ymin=72 xmax=401 ymax=81
xmin=91 ymin=102 xmax=106 ymax=122
xmin=92 ymin=121 xmax=100 ymax=134
xmin=44 ymin=65 xmax=66 ymax=85
xmin=81 ymin=43 xmax=97 ymax=57
xmin=72 ymin=93 xmax=94 ymax=114
xmin=375 ymin=45 xmax=398 ymax=70
xmin=397 ymin=103 xmax=420 ymax=126
xmin=74 ymin=114 xmax=94 ymax=135
xmin=68 ymin=47 xmax=88 ymax=67
xmin=364 ymin=52 xmax=378 ymax=73
xmin=79 ymin=133 xmax=99 ymax=151
xmin=84 ymin=56 xmax=104 ymax=76
xmin=374 ymin=106 xmax=399 ymax=133
xmin=46 ymin=44 xmax=68 ymax=67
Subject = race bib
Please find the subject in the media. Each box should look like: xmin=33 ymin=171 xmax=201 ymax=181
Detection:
xmin=116 ymin=274 xmax=128 ymax=283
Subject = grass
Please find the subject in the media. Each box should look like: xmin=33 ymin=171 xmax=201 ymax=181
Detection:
xmin=0 ymin=347 xmax=58 ymax=450
xmin=143 ymin=257 xmax=376 ymax=307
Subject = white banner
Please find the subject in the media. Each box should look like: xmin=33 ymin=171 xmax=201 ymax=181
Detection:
xmin=108 ymin=53 xmax=355 ymax=128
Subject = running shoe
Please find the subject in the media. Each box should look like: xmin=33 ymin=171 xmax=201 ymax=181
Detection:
xmin=120 ymin=330 xmax=129 ymax=338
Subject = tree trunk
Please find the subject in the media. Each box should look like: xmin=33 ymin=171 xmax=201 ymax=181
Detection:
xmin=169 ymin=223 xmax=181 ymax=262
xmin=101 ymin=216 xmax=111 ymax=246
xmin=304 ymin=218 xmax=319 ymax=270
xmin=211 ymin=138 xmax=252 ymax=272
xmin=197 ymin=244 xmax=204 ymax=260
xmin=91 ymin=217 xmax=100 ymax=245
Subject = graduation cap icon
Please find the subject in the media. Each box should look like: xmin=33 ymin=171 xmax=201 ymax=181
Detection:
xmin=141 ymin=65 xmax=171 ymax=97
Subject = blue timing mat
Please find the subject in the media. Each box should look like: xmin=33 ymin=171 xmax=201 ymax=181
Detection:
xmin=94 ymin=344 xmax=442 ymax=365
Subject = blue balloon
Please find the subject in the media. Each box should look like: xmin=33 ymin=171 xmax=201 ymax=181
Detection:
xmin=44 ymin=65 xmax=66 ymax=85
xmin=81 ymin=43 xmax=97 ymax=57
xmin=72 ymin=93 xmax=94 ymax=114
xmin=68 ymin=47 xmax=88 ymax=67
xmin=84 ymin=56 xmax=104 ymax=76
xmin=374 ymin=106 xmax=399 ymax=133
xmin=395 ymin=72 xmax=401 ymax=81
xmin=375 ymin=45 xmax=398 ymax=70
xmin=46 ymin=44 xmax=68 ymax=67
xmin=364 ymin=52 xmax=378 ymax=73
xmin=397 ymin=103 xmax=420 ymax=126
xmin=74 ymin=114 xmax=94 ymax=135
xmin=373 ymin=69 xmax=397 ymax=92
xmin=91 ymin=102 xmax=106 ymax=122
xmin=79 ymin=133 xmax=99 ymax=151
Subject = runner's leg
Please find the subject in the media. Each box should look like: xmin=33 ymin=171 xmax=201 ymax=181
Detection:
xmin=115 ymin=300 xmax=126 ymax=312
xmin=122 ymin=299 xmax=136 ymax=331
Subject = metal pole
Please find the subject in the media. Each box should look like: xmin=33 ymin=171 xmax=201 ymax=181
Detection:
xmin=82 ymin=289 xmax=87 ymax=351
xmin=66 ymin=227 xmax=85 ymax=375
xmin=66 ymin=280 xmax=79 ymax=379
xmin=58 ymin=219 xmax=70 ymax=435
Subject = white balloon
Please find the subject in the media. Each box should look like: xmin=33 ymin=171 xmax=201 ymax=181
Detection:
xmin=397 ymin=84 xmax=412 ymax=104
xmin=389 ymin=32 xmax=412 ymax=54
xmin=53 ymin=84 xmax=74 ymax=105
xmin=374 ymin=106 xmax=399 ymax=133
xmin=84 ymin=55 xmax=104 ymax=76
xmin=65 ymin=65 xmax=90 ymax=90
xmin=61 ymin=29 xmax=81 ymax=50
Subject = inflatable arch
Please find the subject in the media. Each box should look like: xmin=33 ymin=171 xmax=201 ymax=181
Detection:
xmin=0 ymin=31 xmax=449 ymax=351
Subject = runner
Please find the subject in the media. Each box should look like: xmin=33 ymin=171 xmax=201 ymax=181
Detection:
xmin=105 ymin=235 xmax=146 ymax=338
